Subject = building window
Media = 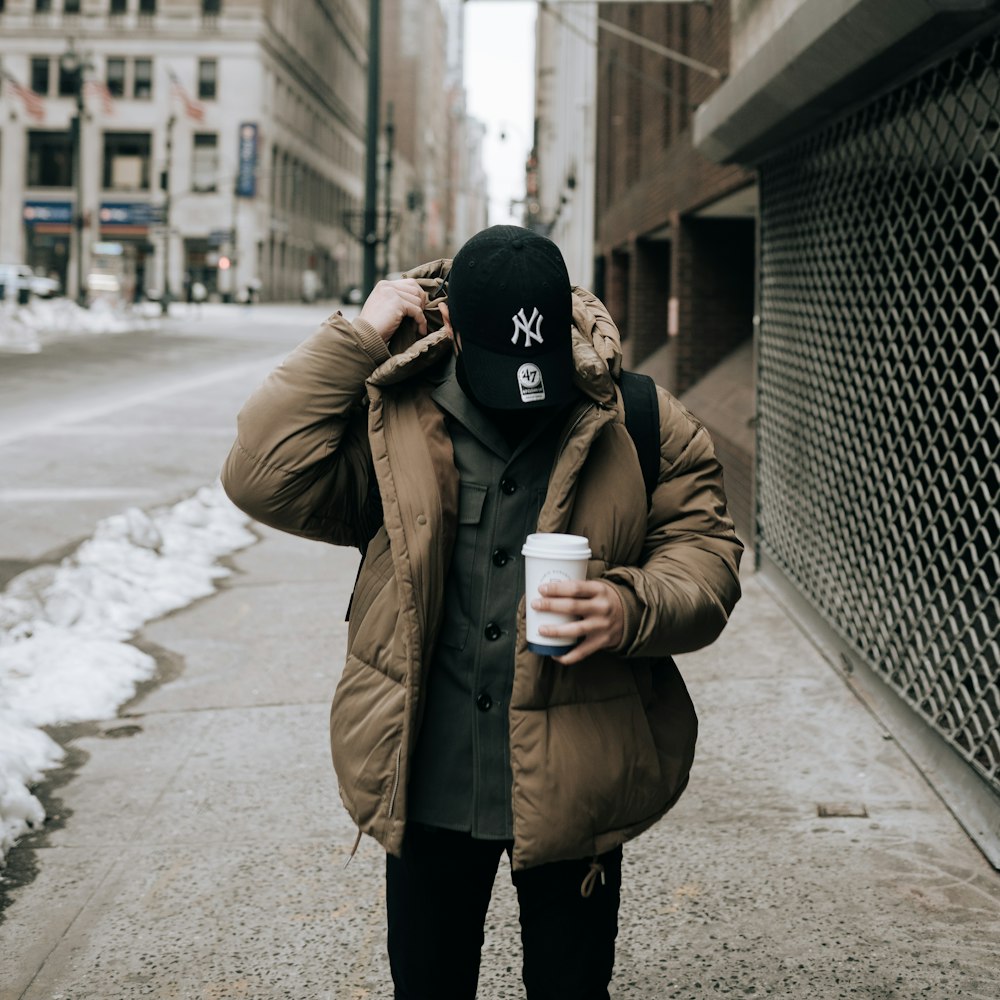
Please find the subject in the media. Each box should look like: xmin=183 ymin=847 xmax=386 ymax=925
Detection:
xmin=34 ymin=0 xmax=52 ymax=12
xmin=27 ymin=131 xmax=74 ymax=187
xmin=109 ymin=0 xmax=127 ymax=14
xmin=202 ymin=0 xmax=221 ymax=13
xmin=191 ymin=132 xmax=218 ymax=192
xmin=197 ymin=59 xmax=216 ymax=100
xmin=30 ymin=57 xmax=50 ymax=96
xmin=139 ymin=0 xmax=156 ymax=15
xmin=106 ymin=58 xmax=126 ymax=97
xmin=133 ymin=58 xmax=152 ymax=99
xmin=64 ymin=0 xmax=81 ymax=13
xmin=103 ymin=131 xmax=151 ymax=190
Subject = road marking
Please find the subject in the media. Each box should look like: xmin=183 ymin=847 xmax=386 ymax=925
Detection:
xmin=0 ymin=352 xmax=286 ymax=449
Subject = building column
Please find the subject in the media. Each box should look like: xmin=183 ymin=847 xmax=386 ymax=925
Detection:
xmin=0 ymin=123 xmax=27 ymax=264
xmin=630 ymin=235 xmax=671 ymax=367
xmin=605 ymin=246 xmax=630 ymax=359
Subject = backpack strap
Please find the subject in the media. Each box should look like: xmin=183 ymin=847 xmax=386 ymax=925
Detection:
xmin=618 ymin=370 xmax=660 ymax=509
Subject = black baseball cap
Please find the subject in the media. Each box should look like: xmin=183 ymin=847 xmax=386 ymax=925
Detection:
xmin=447 ymin=225 xmax=576 ymax=409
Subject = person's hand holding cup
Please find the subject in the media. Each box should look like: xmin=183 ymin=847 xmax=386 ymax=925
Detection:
xmin=522 ymin=533 xmax=625 ymax=666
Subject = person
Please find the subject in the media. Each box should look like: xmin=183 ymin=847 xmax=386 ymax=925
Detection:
xmin=301 ymin=267 xmax=321 ymax=303
xmin=221 ymin=225 xmax=742 ymax=999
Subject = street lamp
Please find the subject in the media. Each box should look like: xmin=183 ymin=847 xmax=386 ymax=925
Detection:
xmin=161 ymin=114 xmax=176 ymax=314
xmin=60 ymin=41 xmax=89 ymax=307
xmin=363 ymin=0 xmax=381 ymax=297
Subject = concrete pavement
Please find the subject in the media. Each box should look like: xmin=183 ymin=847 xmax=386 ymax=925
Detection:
xmin=2 ymin=524 xmax=1000 ymax=998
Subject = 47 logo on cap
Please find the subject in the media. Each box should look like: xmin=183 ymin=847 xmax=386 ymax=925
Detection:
xmin=511 ymin=307 xmax=544 ymax=347
xmin=517 ymin=363 xmax=546 ymax=403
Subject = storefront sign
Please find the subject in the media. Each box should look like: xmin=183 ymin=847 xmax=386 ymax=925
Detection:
xmin=99 ymin=202 xmax=163 ymax=227
xmin=236 ymin=122 xmax=258 ymax=198
xmin=23 ymin=201 xmax=74 ymax=225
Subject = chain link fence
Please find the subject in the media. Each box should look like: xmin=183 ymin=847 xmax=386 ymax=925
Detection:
xmin=758 ymin=33 xmax=1000 ymax=796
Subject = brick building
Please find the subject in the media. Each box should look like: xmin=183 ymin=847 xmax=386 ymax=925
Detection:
xmin=594 ymin=0 xmax=756 ymax=540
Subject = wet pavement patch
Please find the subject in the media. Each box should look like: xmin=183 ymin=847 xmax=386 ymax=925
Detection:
xmin=125 ymin=638 xmax=185 ymax=710
xmin=0 ymin=738 xmax=90 ymax=922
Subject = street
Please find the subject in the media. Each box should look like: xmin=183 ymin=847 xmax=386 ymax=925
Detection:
xmin=0 ymin=303 xmax=336 ymax=576
xmin=1 ymin=308 xmax=999 ymax=999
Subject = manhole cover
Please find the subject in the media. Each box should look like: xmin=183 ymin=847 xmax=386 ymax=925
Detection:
xmin=101 ymin=724 xmax=144 ymax=739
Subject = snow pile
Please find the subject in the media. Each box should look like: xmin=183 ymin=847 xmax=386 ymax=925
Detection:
xmin=0 ymin=298 xmax=159 ymax=353
xmin=0 ymin=484 xmax=257 ymax=863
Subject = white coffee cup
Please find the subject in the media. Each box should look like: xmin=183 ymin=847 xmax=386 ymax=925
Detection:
xmin=521 ymin=532 xmax=592 ymax=656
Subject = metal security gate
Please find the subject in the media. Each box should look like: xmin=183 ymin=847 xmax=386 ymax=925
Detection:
xmin=757 ymin=34 xmax=1000 ymax=799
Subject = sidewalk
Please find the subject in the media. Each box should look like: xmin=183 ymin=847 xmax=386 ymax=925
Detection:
xmin=2 ymin=526 xmax=998 ymax=999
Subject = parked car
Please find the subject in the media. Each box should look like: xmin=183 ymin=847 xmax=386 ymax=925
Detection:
xmin=29 ymin=271 xmax=61 ymax=298
xmin=341 ymin=283 xmax=363 ymax=305
xmin=0 ymin=264 xmax=62 ymax=302
xmin=0 ymin=264 xmax=34 ymax=304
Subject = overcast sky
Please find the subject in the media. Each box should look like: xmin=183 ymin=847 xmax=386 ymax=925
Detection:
xmin=463 ymin=1 xmax=537 ymax=225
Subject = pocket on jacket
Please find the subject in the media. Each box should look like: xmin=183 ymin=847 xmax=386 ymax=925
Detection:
xmin=437 ymin=482 xmax=488 ymax=650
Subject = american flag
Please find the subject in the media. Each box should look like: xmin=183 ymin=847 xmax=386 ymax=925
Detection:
xmin=2 ymin=72 xmax=46 ymax=122
xmin=84 ymin=78 xmax=116 ymax=116
xmin=167 ymin=68 xmax=205 ymax=122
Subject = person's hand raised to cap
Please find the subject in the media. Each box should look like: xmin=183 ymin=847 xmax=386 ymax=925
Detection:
xmin=358 ymin=278 xmax=429 ymax=343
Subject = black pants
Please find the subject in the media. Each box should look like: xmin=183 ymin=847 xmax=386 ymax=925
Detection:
xmin=386 ymin=824 xmax=622 ymax=1000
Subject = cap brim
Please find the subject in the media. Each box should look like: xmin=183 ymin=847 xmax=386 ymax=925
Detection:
xmin=459 ymin=340 xmax=578 ymax=409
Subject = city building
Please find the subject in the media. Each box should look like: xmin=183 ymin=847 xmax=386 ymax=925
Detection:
xmin=0 ymin=0 xmax=367 ymax=299
xmin=0 ymin=0 xmax=369 ymax=304
xmin=592 ymin=0 xmax=755 ymax=541
xmin=694 ymin=0 xmax=1000 ymax=867
xmin=380 ymin=0 xmax=487 ymax=273
xmin=0 ymin=0 xmax=487 ymax=303
xmin=530 ymin=1 xmax=597 ymax=288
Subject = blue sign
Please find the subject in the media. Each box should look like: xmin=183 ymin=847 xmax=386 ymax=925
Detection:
xmin=236 ymin=122 xmax=258 ymax=198
xmin=99 ymin=202 xmax=163 ymax=226
xmin=23 ymin=201 xmax=73 ymax=225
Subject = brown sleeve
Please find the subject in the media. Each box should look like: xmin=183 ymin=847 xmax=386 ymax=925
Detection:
xmin=603 ymin=386 xmax=743 ymax=655
xmin=220 ymin=311 xmax=387 ymax=547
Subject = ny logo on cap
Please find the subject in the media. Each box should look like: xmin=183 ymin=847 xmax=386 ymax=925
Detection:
xmin=511 ymin=307 xmax=544 ymax=348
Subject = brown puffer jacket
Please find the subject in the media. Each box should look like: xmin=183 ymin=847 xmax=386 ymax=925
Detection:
xmin=221 ymin=258 xmax=742 ymax=870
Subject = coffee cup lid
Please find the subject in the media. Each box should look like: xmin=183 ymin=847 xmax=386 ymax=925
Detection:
xmin=521 ymin=532 xmax=592 ymax=560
